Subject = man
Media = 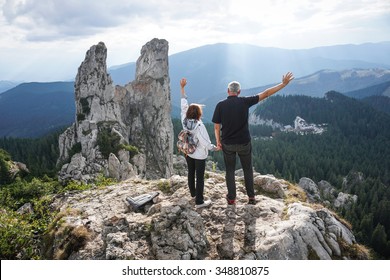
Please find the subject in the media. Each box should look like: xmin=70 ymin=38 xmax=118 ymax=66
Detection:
xmin=212 ymin=72 xmax=294 ymax=205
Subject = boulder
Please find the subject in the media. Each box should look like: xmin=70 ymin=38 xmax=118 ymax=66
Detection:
xmin=298 ymin=177 xmax=321 ymax=202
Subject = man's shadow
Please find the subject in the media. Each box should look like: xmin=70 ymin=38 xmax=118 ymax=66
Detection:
xmin=243 ymin=205 xmax=257 ymax=254
xmin=217 ymin=205 xmax=237 ymax=259
xmin=217 ymin=204 xmax=258 ymax=259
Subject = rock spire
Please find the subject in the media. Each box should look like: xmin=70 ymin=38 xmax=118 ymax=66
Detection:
xmin=57 ymin=39 xmax=173 ymax=182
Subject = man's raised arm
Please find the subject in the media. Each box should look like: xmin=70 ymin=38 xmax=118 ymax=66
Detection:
xmin=257 ymin=72 xmax=294 ymax=102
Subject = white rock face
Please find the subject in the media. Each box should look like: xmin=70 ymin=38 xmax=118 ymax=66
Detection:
xmin=120 ymin=38 xmax=173 ymax=179
xmin=299 ymin=177 xmax=358 ymax=210
xmin=74 ymin=42 xmax=122 ymax=125
xmin=46 ymin=172 xmax=365 ymax=260
xmin=57 ymin=39 xmax=173 ymax=182
xmin=299 ymin=177 xmax=322 ymax=202
xmin=334 ymin=192 xmax=358 ymax=208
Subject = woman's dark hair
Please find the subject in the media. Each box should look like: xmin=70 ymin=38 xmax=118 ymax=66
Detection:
xmin=186 ymin=104 xmax=202 ymax=120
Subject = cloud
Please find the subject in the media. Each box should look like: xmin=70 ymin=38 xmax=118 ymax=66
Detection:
xmin=3 ymin=0 xmax=389 ymax=44
xmin=0 ymin=0 xmax=389 ymax=81
xmin=2 ymin=0 xmax=160 ymax=40
xmin=1 ymin=0 xmax=227 ymax=41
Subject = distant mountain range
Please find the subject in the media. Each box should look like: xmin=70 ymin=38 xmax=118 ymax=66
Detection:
xmin=343 ymin=81 xmax=390 ymax=115
xmin=0 ymin=81 xmax=20 ymax=94
xmin=110 ymin=41 xmax=390 ymax=104
xmin=1 ymin=42 xmax=390 ymax=138
xmin=0 ymin=82 xmax=74 ymax=138
xmin=344 ymin=80 xmax=390 ymax=99
xmin=198 ymin=68 xmax=390 ymax=121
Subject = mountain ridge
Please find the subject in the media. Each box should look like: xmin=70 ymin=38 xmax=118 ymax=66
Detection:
xmin=2 ymin=70 xmax=390 ymax=138
xmin=1 ymin=41 xmax=390 ymax=137
xmin=0 ymin=81 xmax=75 ymax=138
xmin=194 ymin=69 xmax=390 ymax=121
xmin=0 ymin=80 xmax=20 ymax=94
xmin=110 ymin=41 xmax=390 ymax=102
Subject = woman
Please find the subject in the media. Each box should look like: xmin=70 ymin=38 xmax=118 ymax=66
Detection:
xmin=180 ymin=78 xmax=218 ymax=209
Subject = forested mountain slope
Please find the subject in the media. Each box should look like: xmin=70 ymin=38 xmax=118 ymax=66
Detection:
xmin=245 ymin=92 xmax=390 ymax=258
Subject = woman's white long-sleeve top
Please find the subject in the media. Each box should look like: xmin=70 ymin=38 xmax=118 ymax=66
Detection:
xmin=181 ymin=98 xmax=216 ymax=160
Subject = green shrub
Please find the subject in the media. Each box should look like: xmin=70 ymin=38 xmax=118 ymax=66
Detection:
xmin=156 ymin=180 xmax=171 ymax=194
xmin=0 ymin=155 xmax=121 ymax=259
xmin=0 ymin=209 xmax=38 ymax=259
xmin=0 ymin=149 xmax=11 ymax=185
xmin=61 ymin=180 xmax=92 ymax=193
xmin=0 ymin=178 xmax=59 ymax=210
xmin=0 ymin=195 xmax=56 ymax=260
xmin=0 ymin=149 xmax=11 ymax=161
xmin=79 ymin=98 xmax=90 ymax=115
xmin=68 ymin=142 xmax=82 ymax=159
xmin=59 ymin=174 xmax=115 ymax=193
xmin=77 ymin=113 xmax=85 ymax=122
xmin=96 ymin=127 xmax=121 ymax=158
xmin=119 ymin=144 xmax=139 ymax=158
xmin=94 ymin=173 xmax=117 ymax=187
xmin=96 ymin=123 xmax=139 ymax=160
xmin=0 ymin=158 xmax=11 ymax=186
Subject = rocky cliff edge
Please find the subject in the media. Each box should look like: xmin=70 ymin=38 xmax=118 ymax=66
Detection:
xmin=44 ymin=167 xmax=369 ymax=260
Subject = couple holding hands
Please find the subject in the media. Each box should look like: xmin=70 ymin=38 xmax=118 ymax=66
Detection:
xmin=180 ymin=72 xmax=294 ymax=209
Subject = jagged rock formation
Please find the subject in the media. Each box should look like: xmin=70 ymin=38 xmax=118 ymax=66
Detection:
xmin=119 ymin=39 xmax=173 ymax=179
xmin=57 ymin=39 xmax=173 ymax=182
xmin=44 ymin=171 xmax=368 ymax=260
xmin=299 ymin=177 xmax=358 ymax=210
xmin=57 ymin=42 xmax=132 ymax=182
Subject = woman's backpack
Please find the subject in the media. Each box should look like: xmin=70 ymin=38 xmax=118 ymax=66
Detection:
xmin=177 ymin=129 xmax=199 ymax=155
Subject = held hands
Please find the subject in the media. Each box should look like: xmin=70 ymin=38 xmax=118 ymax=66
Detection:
xmin=212 ymin=144 xmax=221 ymax=152
xmin=282 ymin=72 xmax=294 ymax=86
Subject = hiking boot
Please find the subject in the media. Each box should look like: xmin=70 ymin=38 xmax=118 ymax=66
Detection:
xmin=226 ymin=195 xmax=236 ymax=205
xmin=248 ymin=197 xmax=257 ymax=205
xmin=196 ymin=200 xmax=212 ymax=209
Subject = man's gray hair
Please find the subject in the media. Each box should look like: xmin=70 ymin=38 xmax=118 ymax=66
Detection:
xmin=228 ymin=81 xmax=241 ymax=93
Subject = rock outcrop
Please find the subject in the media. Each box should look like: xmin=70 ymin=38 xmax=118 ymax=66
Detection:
xmin=8 ymin=161 xmax=30 ymax=180
xmin=119 ymin=39 xmax=173 ymax=179
xmin=45 ymin=171 xmax=368 ymax=260
xmin=299 ymin=177 xmax=358 ymax=210
xmin=57 ymin=39 xmax=173 ymax=182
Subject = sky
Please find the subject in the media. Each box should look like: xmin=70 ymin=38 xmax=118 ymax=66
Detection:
xmin=1 ymin=0 xmax=390 ymax=82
